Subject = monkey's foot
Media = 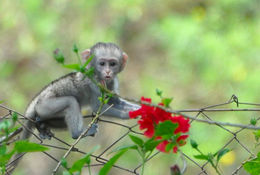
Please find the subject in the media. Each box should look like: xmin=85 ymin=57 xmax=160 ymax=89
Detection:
xmin=38 ymin=125 xmax=54 ymax=140
xmin=35 ymin=118 xmax=54 ymax=140
xmin=84 ymin=123 xmax=98 ymax=137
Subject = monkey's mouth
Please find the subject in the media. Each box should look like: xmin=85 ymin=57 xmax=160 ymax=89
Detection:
xmin=105 ymin=76 xmax=111 ymax=79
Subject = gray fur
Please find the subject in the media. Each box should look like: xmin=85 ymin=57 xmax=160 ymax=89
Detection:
xmin=21 ymin=42 xmax=139 ymax=140
xmin=8 ymin=42 xmax=139 ymax=174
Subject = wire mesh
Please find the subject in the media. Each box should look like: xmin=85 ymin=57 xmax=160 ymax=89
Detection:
xmin=1 ymin=94 xmax=259 ymax=175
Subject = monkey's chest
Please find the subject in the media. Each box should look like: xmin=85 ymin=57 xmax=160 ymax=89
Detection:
xmin=76 ymin=88 xmax=100 ymax=106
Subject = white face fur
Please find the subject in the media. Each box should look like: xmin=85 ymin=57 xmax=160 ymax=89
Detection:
xmin=95 ymin=56 xmax=120 ymax=82
xmin=81 ymin=42 xmax=127 ymax=83
xmin=93 ymin=47 xmax=122 ymax=82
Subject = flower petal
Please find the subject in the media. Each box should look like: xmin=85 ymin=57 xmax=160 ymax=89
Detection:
xmin=171 ymin=116 xmax=190 ymax=133
xmin=156 ymin=140 xmax=169 ymax=152
xmin=129 ymin=109 xmax=142 ymax=119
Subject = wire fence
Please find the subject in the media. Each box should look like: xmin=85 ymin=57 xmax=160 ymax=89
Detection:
xmin=1 ymin=94 xmax=260 ymax=175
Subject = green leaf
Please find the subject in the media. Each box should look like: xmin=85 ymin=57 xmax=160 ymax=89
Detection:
xmin=156 ymin=89 xmax=163 ymax=97
xmin=61 ymin=158 xmax=68 ymax=169
xmin=12 ymin=112 xmax=18 ymax=122
xmin=155 ymin=120 xmax=178 ymax=138
xmin=0 ymin=145 xmax=7 ymax=155
xmin=8 ymin=126 xmax=20 ymax=134
xmin=99 ymin=150 xmax=127 ymax=175
xmin=104 ymin=98 xmax=110 ymax=104
xmin=106 ymin=93 xmax=113 ymax=98
xmin=69 ymin=156 xmax=90 ymax=173
xmin=53 ymin=49 xmax=65 ymax=64
xmin=103 ymin=96 xmax=112 ymax=105
xmin=250 ymin=118 xmax=257 ymax=126
xmin=243 ymin=152 xmax=260 ymax=175
xmin=63 ymin=171 xmax=71 ymax=175
xmin=0 ymin=120 xmax=12 ymax=133
xmin=111 ymin=145 xmax=138 ymax=153
xmin=194 ymin=154 xmax=209 ymax=161
xmin=0 ymin=149 xmax=15 ymax=165
xmin=143 ymin=139 xmax=161 ymax=153
xmin=129 ymin=135 xmax=144 ymax=147
xmin=63 ymin=64 xmax=81 ymax=71
xmin=14 ymin=140 xmax=49 ymax=153
xmin=73 ymin=44 xmax=79 ymax=53
xmin=190 ymin=139 xmax=198 ymax=149
xmin=254 ymin=130 xmax=260 ymax=142
xmin=83 ymin=55 xmax=94 ymax=68
xmin=217 ymin=148 xmax=230 ymax=162
xmin=79 ymin=65 xmax=86 ymax=73
xmin=69 ymin=145 xmax=100 ymax=173
xmin=98 ymin=97 xmax=103 ymax=103
xmin=84 ymin=67 xmax=95 ymax=77
xmin=165 ymin=142 xmax=176 ymax=152
xmin=0 ymin=100 xmax=3 ymax=104
xmin=162 ymin=98 xmax=173 ymax=107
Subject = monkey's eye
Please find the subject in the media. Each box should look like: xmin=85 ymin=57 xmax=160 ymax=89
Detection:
xmin=99 ymin=62 xmax=105 ymax=66
xmin=110 ymin=62 xmax=116 ymax=67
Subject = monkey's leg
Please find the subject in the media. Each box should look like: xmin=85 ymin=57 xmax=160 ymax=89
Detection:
xmin=35 ymin=118 xmax=97 ymax=139
xmin=35 ymin=96 xmax=88 ymax=139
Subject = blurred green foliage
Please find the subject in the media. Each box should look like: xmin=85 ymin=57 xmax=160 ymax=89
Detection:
xmin=0 ymin=0 xmax=259 ymax=174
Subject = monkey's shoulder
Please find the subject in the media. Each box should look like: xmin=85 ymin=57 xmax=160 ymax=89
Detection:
xmin=33 ymin=72 xmax=92 ymax=99
xmin=25 ymin=72 xmax=94 ymax=113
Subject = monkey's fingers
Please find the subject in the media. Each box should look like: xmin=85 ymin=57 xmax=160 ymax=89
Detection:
xmin=84 ymin=123 xmax=98 ymax=137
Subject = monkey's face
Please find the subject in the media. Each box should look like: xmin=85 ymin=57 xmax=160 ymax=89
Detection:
xmin=95 ymin=57 xmax=120 ymax=82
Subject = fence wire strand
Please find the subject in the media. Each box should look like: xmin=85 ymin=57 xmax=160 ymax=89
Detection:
xmin=1 ymin=94 xmax=260 ymax=175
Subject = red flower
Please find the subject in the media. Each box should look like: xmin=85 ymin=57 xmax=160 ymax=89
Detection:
xmin=170 ymin=116 xmax=190 ymax=134
xmin=156 ymin=140 xmax=178 ymax=153
xmin=138 ymin=118 xmax=154 ymax=138
xmin=129 ymin=96 xmax=190 ymax=153
xmin=154 ymin=103 xmax=172 ymax=122
xmin=141 ymin=96 xmax=152 ymax=103
xmin=177 ymin=135 xmax=189 ymax=146
xmin=129 ymin=109 xmax=142 ymax=119
xmin=156 ymin=135 xmax=189 ymax=153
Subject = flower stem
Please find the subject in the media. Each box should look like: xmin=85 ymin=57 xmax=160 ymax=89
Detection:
xmin=141 ymin=157 xmax=145 ymax=175
xmin=75 ymin=52 xmax=82 ymax=66
xmin=88 ymin=164 xmax=91 ymax=175
xmin=209 ymin=161 xmax=221 ymax=175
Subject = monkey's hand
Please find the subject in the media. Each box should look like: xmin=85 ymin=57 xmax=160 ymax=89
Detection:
xmin=35 ymin=117 xmax=54 ymax=140
xmin=84 ymin=123 xmax=98 ymax=137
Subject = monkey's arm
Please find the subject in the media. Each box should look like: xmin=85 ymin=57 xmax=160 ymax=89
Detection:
xmin=101 ymin=97 xmax=140 ymax=119
xmin=102 ymin=106 xmax=131 ymax=119
xmin=108 ymin=97 xmax=140 ymax=111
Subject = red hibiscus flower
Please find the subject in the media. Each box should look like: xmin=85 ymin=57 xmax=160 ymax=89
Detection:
xmin=129 ymin=97 xmax=190 ymax=153
xmin=157 ymin=140 xmax=178 ymax=153
xmin=156 ymin=135 xmax=189 ymax=153
xmin=170 ymin=116 xmax=190 ymax=134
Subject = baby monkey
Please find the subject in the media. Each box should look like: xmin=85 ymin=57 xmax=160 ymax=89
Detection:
xmin=21 ymin=42 xmax=140 ymax=140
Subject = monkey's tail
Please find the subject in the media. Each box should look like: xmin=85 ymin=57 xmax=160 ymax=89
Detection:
xmin=6 ymin=111 xmax=36 ymax=174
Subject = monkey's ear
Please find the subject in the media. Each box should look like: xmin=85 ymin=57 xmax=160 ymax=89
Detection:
xmin=81 ymin=49 xmax=91 ymax=62
xmin=121 ymin=52 xmax=128 ymax=71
